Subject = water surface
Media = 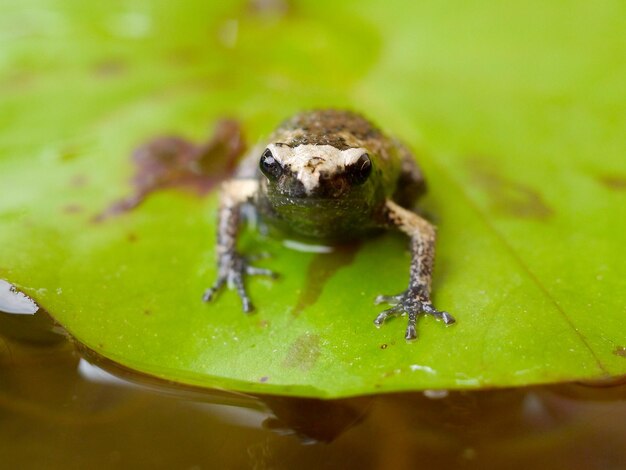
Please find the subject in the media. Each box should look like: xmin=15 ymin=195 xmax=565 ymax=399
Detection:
xmin=1 ymin=309 xmax=624 ymax=469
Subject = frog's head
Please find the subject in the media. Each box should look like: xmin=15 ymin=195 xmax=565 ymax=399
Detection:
xmin=259 ymin=143 xmax=374 ymax=199
xmin=257 ymin=142 xmax=383 ymax=240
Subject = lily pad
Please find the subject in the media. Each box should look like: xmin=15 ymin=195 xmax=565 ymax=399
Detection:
xmin=1 ymin=0 xmax=625 ymax=398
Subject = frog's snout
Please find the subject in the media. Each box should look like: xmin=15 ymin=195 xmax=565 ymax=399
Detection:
xmin=277 ymin=175 xmax=307 ymax=198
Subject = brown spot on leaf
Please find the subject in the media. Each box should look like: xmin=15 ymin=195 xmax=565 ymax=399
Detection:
xmin=293 ymin=243 xmax=361 ymax=315
xmin=166 ymin=47 xmax=201 ymax=66
xmin=283 ymin=333 xmax=321 ymax=371
xmin=467 ymin=158 xmax=554 ymax=220
xmin=94 ymin=119 xmax=245 ymax=222
xmin=93 ymin=59 xmax=127 ymax=77
xmin=598 ymin=175 xmax=626 ymax=191
xmin=614 ymin=346 xmax=626 ymax=358
xmin=1 ymin=71 xmax=34 ymax=90
xmin=63 ymin=204 xmax=83 ymax=214
xmin=70 ymin=174 xmax=88 ymax=187
xmin=259 ymin=376 xmax=269 ymax=382
xmin=143 ymin=310 xmax=151 ymax=316
xmin=127 ymin=233 xmax=138 ymax=243
xmin=247 ymin=0 xmax=293 ymax=17
xmin=380 ymin=344 xmax=388 ymax=350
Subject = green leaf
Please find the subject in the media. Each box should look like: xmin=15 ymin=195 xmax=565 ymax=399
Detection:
xmin=1 ymin=0 xmax=625 ymax=398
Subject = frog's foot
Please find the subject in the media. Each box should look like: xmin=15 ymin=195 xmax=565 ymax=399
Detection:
xmin=202 ymin=253 xmax=278 ymax=313
xmin=374 ymin=289 xmax=455 ymax=341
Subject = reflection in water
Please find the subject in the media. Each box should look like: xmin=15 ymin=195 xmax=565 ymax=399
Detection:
xmin=0 ymin=308 xmax=625 ymax=469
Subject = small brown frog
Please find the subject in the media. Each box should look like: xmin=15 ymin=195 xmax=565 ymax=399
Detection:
xmin=203 ymin=110 xmax=455 ymax=340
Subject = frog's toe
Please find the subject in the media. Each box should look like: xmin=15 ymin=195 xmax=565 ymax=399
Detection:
xmin=231 ymin=269 xmax=255 ymax=313
xmin=245 ymin=266 xmax=279 ymax=278
xmin=374 ymin=293 xmax=405 ymax=306
xmin=245 ymin=252 xmax=272 ymax=262
xmin=373 ymin=304 xmax=404 ymax=327
xmin=373 ymin=290 xmax=455 ymax=340
xmin=405 ymin=313 xmax=418 ymax=341
xmin=202 ymin=277 xmax=226 ymax=303
xmin=423 ymin=303 xmax=456 ymax=324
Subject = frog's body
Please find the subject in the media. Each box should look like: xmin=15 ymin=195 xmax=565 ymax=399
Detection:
xmin=203 ymin=110 xmax=454 ymax=340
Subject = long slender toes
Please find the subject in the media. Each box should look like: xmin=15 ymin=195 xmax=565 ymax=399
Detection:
xmin=423 ymin=303 xmax=455 ymax=325
xmin=374 ymin=293 xmax=404 ymax=305
xmin=241 ymin=298 xmax=254 ymax=313
xmin=202 ymin=288 xmax=215 ymax=302
xmin=441 ymin=312 xmax=455 ymax=324
xmin=405 ymin=313 xmax=418 ymax=341
xmin=203 ymin=277 xmax=225 ymax=302
xmin=246 ymin=266 xmax=278 ymax=278
xmin=246 ymin=252 xmax=271 ymax=262
xmin=236 ymin=278 xmax=254 ymax=313
xmin=374 ymin=311 xmax=391 ymax=326
xmin=373 ymin=313 xmax=387 ymax=327
xmin=405 ymin=324 xmax=417 ymax=341
xmin=232 ymin=277 xmax=253 ymax=313
xmin=373 ymin=305 xmax=402 ymax=326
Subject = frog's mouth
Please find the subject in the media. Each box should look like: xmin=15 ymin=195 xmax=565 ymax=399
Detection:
xmin=270 ymin=172 xmax=371 ymax=201
xmin=271 ymin=193 xmax=370 ymax=209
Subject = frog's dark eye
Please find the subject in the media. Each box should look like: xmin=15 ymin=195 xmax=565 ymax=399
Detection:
xmin=259 ymin=149 xmax=283 ymax=181
xmin=346 ymin=153 xmax=372 ymax=185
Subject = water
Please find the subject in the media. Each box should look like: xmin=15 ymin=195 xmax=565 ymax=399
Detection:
xmin=0 ymin=309 xmax=624 ymax=469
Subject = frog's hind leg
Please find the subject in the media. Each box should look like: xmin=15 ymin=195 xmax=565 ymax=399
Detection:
xmin=374 ymin=199 xmax=455 ymax=340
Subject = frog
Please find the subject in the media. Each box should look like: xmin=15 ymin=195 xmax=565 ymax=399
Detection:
xmin=202 ymin=109 xmax=455 ymax=340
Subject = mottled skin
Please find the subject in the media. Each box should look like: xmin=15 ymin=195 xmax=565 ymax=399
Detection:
xmin=203 ymin=110 xmax=454 ymax=340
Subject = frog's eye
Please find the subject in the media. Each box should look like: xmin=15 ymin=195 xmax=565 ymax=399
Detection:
xmin=346 ymin=153 xmax=372 ymax=185
xmin=259 ymin=149 xmax=283 ymax=181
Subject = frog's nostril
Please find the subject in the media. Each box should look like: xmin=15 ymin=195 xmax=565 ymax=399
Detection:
xmin=330 ymin=178 xmax=348 ymax=197
xmin=281 ymin=176 xmax=307 ymax=198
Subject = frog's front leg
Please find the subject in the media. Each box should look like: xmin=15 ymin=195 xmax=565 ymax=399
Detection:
xmin=202 ymin=179 xmax=277 ymax=312
xmin=374 ymin=200 xmax=455 ymax=340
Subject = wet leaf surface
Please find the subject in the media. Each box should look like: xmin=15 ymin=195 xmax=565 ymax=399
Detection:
xmin=1 ymin=0 xmax=625 ymax=397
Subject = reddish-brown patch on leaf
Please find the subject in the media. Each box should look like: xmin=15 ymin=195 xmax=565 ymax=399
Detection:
xmin=282 ymin=333 xmax=321 ymax=371
xmin=93 ymin=59 xmax=127 ymax=77
xmin=165 ymin=47 xmax=201 ymax=66
xmin=70 ymin=174 xmax=88 ymax=188
xmin=598 ymin=175 xmax=626 ymax=191
xmin=247 ymin=0 xmax=293 ymax=17
xmin=63 ymin=204 xmax=83 ymax=214
xmin=467 ymin=158 xmax=554 ymax=220
xmin=94 ymin=119 xmax=246 ymax=222
xmin=614 ymin=346 xmax=626 ymax=358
